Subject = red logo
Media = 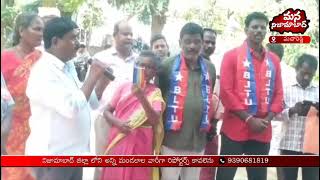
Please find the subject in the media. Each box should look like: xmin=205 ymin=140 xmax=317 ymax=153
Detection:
xmin=269 ymin=8 xmax=310 ymax=34
xmin=269 ymin=36 xmax=311 ymax=44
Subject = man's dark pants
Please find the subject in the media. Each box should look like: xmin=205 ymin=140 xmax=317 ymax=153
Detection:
xmin=280 ymin=150 xmax=319 ymax=180
xmin=216 ymin=133 xmax=270 ymax=180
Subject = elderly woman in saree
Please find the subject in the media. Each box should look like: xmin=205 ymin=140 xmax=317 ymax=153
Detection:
xmin=101 ymin=50 xmax=165 ymax=180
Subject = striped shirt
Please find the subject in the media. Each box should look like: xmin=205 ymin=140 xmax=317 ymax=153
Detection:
xmin=278 ymin=82 xmax=319 ymax=152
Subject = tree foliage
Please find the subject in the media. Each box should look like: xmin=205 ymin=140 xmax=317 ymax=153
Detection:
xmin=180 ymin=0 xmax=319 ymax=83
xmin=57 ymin=0 xmax=85 ymax=18
xmin=1 ymin=0 xmax=87 ymax=47
xmin=22 ymin=0 xmax=41 ymax=13
xmin=108 ymin=0 xmax=169 ymax=35
xmin=81 ymin=2 xmax=104 ymax=29
xmin=182 ymin=0 xmax=226 ymax=33
xmin=15 ymin=0 xmax=86 ymax=16
xmin=1 ymin=6 xmax=20 ymax=47
xmin=110 ymin=0 xmax=168 ymax=23
xmin=80 ymin=0 xmax=104 ymax=46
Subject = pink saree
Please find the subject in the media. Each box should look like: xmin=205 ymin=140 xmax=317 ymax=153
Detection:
xmin=101 ymin=82 xmax=165 ymax=180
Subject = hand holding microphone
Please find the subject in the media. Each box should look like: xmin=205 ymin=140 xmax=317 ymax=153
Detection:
xmin=87 ymin=58 xmax=115 ymax=81
xmin=81 ymin=58 xmax=114 ymax=101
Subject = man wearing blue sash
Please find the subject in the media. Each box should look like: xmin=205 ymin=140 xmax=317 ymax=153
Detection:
xmin=217 ymin=12 xmax=284 ymax=180
xmin=159 ymin=22 xmax=216 ymax=180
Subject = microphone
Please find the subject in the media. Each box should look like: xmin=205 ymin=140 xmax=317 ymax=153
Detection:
xmin=88 ymin=59 xmax=115 ymax=81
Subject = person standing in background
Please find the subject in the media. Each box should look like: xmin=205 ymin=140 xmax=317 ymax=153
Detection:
xmin=1 ymin=13 xmax=44 ymax=180
xmin=150 ymin=34 xmax=170 ymax=61
xmin=150 ymin=34 xmax=170 ymax=86
xmin=199 ymin=27 xmax=220 ymax=180
xmin=200 ymin=28 xmax=217 ymax=61
xmin=92 ymin=20 xmax=137 ymax=180
xmin=74 ymin=44 xmax=91 ymax=81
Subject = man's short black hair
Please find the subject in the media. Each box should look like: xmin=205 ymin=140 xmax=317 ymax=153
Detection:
xmin=180 ymin=22 xmax=203 ymax=40
xmin=139 ymin=50 xmax=161 ymax=71
xmin=245 ymin=12 xmax=269 ymax=28
xmin=295 ymin=53 xmax=318 ymax=71
xmin=150 ymin=34 xmax=168 ymax=47
xmin=266 ymin=43 xmax=284 ymax=60
xmin=44 ymin=17 xmax=78 ymax=49
xmin=203 ymin=28 xmax=217 ymax=36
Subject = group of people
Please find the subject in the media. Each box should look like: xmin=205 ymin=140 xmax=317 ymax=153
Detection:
xmin=1 ymin=9 xmax=319 ymax=180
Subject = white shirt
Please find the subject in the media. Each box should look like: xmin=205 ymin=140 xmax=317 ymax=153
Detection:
xmin=280 ymin=61 xmax=296 ymax=87
xmin=93 ymin=47 xmax=137 ymax=113
xmin=26 ymin=52 xmax=98 ymax=155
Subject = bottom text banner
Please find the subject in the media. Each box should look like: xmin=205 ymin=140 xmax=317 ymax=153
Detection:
xmin=1 ymin=155 xmax=319 ymax=167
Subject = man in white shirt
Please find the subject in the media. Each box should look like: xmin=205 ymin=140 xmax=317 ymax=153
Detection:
xmin=94 ymin=20 xmax=136 ymax=105
xmin=92 ymin=20 xmax=137 ymax=180
xmin=26 ymin=17 xmax=109 ymax=180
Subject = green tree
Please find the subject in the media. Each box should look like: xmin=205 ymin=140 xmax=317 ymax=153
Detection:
xmin=182 ymin=0 xmax=226 ymax=33
xmin=57 ymin=0 xmax=86 ymax=19
xmin=22 ymin=0 xmax=41 ymax=13
xmin=1 ymin=0 xmax=14 ymax=49
xmin=2 ymin=0 xmax=14 ymax=7
xmin=80 ymin=0 xmax=104 ymax=46
xmin=108 ymin=0 xmax=169 ymax=36
xmin=180 ymin=0 xmax=319 ymax=83
xmin=12 ymin=0 xmax=86 ymax=18
xmin=1 ymin=0 xmax=87 ymax=48
xmin=1 ymin=6 xmax=20 ymax=48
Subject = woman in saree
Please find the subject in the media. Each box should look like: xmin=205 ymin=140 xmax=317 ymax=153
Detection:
xmin=1 ymin=13 xmax=44 ymax=180
xmin=101 ymin=50 xmax=165 ymax=180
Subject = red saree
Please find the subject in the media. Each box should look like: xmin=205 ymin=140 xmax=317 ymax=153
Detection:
xmin=1 ymin=49 xmax=41 ymax=180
